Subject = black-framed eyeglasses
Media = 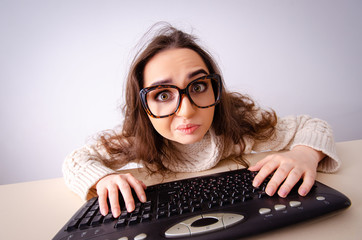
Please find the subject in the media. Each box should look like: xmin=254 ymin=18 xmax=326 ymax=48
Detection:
xmin=139 ymin=74 xmax=222 ymax=118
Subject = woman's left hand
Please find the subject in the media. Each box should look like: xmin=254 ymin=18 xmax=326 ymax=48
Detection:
xmin=248 ymin=145 xmax=325 ymax=198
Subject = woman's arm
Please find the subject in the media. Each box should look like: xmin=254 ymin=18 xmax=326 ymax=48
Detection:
xmin=248 ymin=115 xmax=341 ymax=197
xmin=62 ymin=145 xmax=117 ymax=200
xmin=249 ymin=145 xmax=325 ymax=197
xmin=94 ymin=173 xmax=147 ymax=218
xmin=62 ymin=144 xmax=146 ymax=218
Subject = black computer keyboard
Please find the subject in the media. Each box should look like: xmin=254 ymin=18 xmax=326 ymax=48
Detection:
xmin=53 ymin=169 xmax=351 ymax=240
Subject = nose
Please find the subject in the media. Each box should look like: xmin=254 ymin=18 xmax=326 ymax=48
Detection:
xmin=175 ymin=95 xmax=196 ymax=118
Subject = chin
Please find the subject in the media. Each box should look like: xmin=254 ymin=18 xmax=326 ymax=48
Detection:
xmin=173 ymin=134 xmax=205 ymax=145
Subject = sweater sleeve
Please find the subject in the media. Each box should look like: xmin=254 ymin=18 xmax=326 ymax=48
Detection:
xmin=62 ymin=145 xmax=117 ymax=200
xmin=252 ymin=115 xmax=341 ymax=173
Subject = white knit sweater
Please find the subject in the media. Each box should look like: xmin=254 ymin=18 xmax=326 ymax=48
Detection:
xmin=63 ymin=115 xmax=341 ymax=200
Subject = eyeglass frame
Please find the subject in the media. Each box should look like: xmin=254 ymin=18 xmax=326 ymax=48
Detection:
xmin=139 ymin=73 xmax=222 ymax=118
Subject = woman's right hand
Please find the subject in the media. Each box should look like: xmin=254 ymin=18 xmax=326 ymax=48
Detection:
xmin=95 ymin=173 xmax=147 ymax=218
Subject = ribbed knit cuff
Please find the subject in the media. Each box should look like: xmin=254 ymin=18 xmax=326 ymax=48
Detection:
xmin=291 ymin=128 xmax=341 ymax=173
xmin=63 ymin=160 xmax=116 ymax=200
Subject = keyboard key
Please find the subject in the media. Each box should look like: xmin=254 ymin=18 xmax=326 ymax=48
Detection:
xmin=220 ymin=198 xmax=231 ymax=206
xmin=243 ymin=194 xmax=253 ymax=201
xmin=90 ymin=204 xmax=99 ymax=212
xmin=274 ymin=204 xmax=287 ymax=211
xmin=157 ymin=209 xmax=168 ymax=219
xmin=208 ymin=200 xmax=219 ymax=208
xmin=140 ymin=213 xmax=151 ymax=222
xmin=79 ymin=217 xmax=91 ymax=229
xmin=85 ymin=210 xmax=95 ymax=218
xmin=143 ymin=202 xmax=152 ymax=212
xmin=158 ymin=202 xmax=168 ymax=209
xmin=289 ymin=201 xmax=302 ymax=208
xmin=115 ymin=218 xmax=126 ymax=228
xmin=134 ymin=233 xmax=148 ymax=240
xmin=66 ymin=219 xmax=79 ymax=231
xmin=180 ymin=205 xmax=191 ymax=214
xmin=169 ymin=206 xmax=179 ymax=216
xmin=193 ymin=202 xmax=202 ymax=211
xmin=103 ymin=213 xmax=115 ymax=223
xmin=259 ymin=208 xmax=272 ymax=215
xmin=74 ymin=208 xmax=88 ymax=220
xmin=120 ymin=211 xmax=128 ymax=218
xmin=127 ymin=216 xmax=138 ymax=225
xmin=258 ymin=191 xmax=267 ymax=198
xmin=91 ymin=215 xmax=103 ymax=226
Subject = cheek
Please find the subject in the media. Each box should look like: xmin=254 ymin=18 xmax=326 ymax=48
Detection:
xmin=148 ymin=117 xmax=173 ymax=138
xmin=203 ymin=107 xmax=215 ymax=128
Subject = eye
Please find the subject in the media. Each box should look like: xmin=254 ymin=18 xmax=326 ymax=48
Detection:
xmin=191 ymin=82 xmax=207 ymax=93
xmin=155 ymin=90 xmax=173 ymax=102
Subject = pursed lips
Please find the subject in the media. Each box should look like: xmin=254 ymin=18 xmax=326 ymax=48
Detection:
xmin=176 ymin=124 xmax=200 ymax=134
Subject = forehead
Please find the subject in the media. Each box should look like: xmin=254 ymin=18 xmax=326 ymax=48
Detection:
xmin=143 ymin=48 xmax=208 ymax=87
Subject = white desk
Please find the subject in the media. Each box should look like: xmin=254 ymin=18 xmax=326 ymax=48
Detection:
xmin=0 ymin=140 xmax=361 ymax=240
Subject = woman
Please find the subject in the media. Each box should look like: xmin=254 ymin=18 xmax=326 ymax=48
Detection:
xmin=63 ymin=24 xmax=340 ymax=218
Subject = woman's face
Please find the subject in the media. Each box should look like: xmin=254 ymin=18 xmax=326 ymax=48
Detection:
xmin=143 ymin=48 xmax=215 ymax=145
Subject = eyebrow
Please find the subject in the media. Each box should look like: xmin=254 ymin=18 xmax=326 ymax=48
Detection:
xmin=149 ymin=69 xmax=208 ymax=86
xmin=150 ymin=79 xmax=173 ymax=86
xmin=188 ymin=69 xmax=208 ymax=79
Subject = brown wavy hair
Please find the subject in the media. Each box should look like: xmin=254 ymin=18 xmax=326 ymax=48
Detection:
xmin=99 ymin=23 xmax=277 ymax=173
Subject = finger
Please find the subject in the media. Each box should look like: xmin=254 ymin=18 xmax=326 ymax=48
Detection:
xmin=265 ymin=164 xmax=293 ymax=196
xmin=117 ymin=177 xmax=135 ymax=212
xmin=108 ymin=185 xmax=121 ymax=218
xmin=248 ymin=156 xmax=271 ymax=171
xmin=277 ymin=168 xmax=303 ymax=198
xmin=140 ymin=181 xmax=147 ymax=189
xmin=252 ymin=158 xmax=279 ymax=188
xmin=97 ymin=188 xmax=109 ymax=216
xmin=126 ymin=174 xmax=147 ymax=203
xmin=298 ymin=171 xmax=316 ymax=196
xmin=248 ymin=163 xmax=261 ymax=171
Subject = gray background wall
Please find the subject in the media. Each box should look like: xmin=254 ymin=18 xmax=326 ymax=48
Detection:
xmin=1 ymin=0 xmax=361 ymax=184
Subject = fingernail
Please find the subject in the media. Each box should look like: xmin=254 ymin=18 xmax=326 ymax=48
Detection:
xmin=140 ymin=195 xmax=146 ymax=202
xmin=113 ymin=210 xmax=120 ymax=218
xmin=266 ymin=186 xmax=275 ymax=196
xmin=299 ymin=188 xmax=307 ymax=196
xmin=253 ymin=180 xmax=260 ymax=188
xmin=101 ymin=209 xmax=106 ymax=216
xmin=279 ymin=189 xmax=287 ymax=198
xmin=127 ymin=203 xmax=134 ymax=212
